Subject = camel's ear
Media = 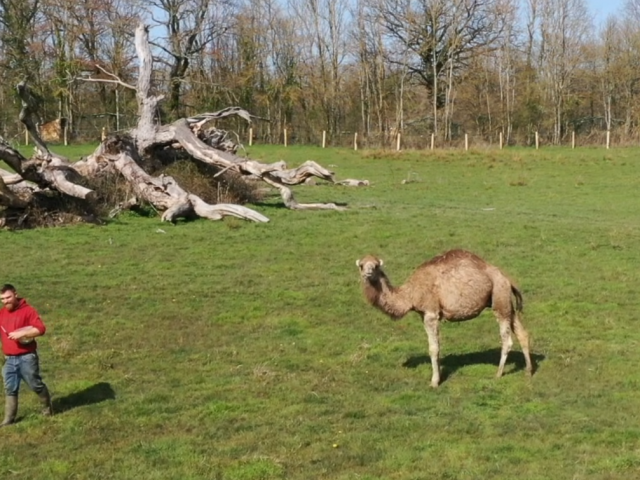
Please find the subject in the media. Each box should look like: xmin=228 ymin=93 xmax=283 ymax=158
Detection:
xmin=356 ymin=259 xmax=361 ymax=268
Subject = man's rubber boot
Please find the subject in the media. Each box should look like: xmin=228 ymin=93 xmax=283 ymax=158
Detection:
xmin=38 ymin=388 xmax=53 ymax=417
xmin=0 ymin=396 xmax=18 ymax=426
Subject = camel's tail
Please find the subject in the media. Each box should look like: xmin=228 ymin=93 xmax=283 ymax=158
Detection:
xmin=511 ymin=285 xmax=523 ymax=312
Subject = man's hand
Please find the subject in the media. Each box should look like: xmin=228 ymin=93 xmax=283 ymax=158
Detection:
xmin=8 ymin=326 xmax=40 ymax=341
xmin=7 ymin=331 xmax=24 ymax=341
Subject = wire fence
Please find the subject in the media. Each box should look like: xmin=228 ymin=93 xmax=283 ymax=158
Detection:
xmin=4 ymin=121 xmax=638 ymax=151
xmin=243 ymin=128 xmax=637 ymax=151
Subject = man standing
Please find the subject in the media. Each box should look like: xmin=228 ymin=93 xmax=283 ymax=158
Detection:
xmin=0 ymin=284 xmax=52 ymax=427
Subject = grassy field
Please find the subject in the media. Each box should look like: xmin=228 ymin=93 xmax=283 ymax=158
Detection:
xmin=1 ymin=144 xmax=639 ymax=479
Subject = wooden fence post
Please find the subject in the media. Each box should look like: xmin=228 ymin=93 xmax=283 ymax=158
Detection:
xmin=430 ymin=133 xmax=435 ymax=150
xmin=572 ymin=131 xmax=575 ymax=149
xmin=535 ymin=131 xmax=539 ymax=150
xmin=322 ymin=130 xmax=326 ymax=148
xmin=249 ymin=127 xmax=253 ymax=146
xmin=25 ymin=129 xmax=29 ymax=146
xmin=606 ymin=130 xmax=610 ymax=149
xmin=499 ymin=131 xmax=503 ymax=150
xmin=465 ymin=133 xmax=468 ymax=151
xmin=354 ymin=132 xmax=358 ymax=151
xmin=101 ymin=127 xmax=107 ymax=141
xmin=284 ymin=128 xmax=288 ymax=147
xmin=396 ymin=132 xmax=401 ymax=151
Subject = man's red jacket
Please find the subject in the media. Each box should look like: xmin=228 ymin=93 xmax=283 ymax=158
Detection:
xmin=0 ymin=298 xmax=46 ymax=356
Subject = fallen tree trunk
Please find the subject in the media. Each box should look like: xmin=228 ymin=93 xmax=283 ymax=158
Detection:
xmin=0 ymin=176 xmax=29 ymax=208
xmin=0 ymin=167 xmax=28 ymax=186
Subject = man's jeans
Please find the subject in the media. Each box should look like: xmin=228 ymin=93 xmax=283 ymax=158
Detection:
xmin=3 ymin=353 xmax=46 ymax=396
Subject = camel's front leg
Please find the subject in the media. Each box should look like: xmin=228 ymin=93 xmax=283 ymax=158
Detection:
xmin=423 ymin=312 xmax=441 ymax=388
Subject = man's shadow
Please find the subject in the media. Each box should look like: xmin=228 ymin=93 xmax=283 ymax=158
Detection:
xmin=402 ymin=348 xmax=546 ymax=384
xmin=53 ymin=382 xmax=116 ymax=414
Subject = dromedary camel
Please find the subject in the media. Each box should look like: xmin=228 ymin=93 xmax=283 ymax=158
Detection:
xmin=356 ymin=249 xmax=533 ymax=387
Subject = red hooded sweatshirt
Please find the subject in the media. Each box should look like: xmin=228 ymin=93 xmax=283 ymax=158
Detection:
xmin=0 ymin=298 xmax=46 ymax=356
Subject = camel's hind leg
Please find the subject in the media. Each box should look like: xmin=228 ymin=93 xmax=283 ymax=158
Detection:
xmin=512 ymin=314 xmax=533 ymax=375
xmin=495 ymin=316 xmax=513 ymax=378
xmin=422 ymin=312 xmax=441 ymax=388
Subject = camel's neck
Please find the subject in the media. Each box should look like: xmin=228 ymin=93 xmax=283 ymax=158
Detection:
xmin=364 ymin=273 xmax=412 ymax=320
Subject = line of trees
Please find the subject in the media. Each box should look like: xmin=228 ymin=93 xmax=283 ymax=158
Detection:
xmin=0 ymin=0 xmax=637 ymax=148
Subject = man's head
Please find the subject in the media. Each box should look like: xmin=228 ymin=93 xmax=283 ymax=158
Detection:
xmin=0 ymin=284 xmax=19 ymax=311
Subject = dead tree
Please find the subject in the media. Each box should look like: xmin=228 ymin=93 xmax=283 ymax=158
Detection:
xmin=0 ymin=23 xmax=367 ymax=228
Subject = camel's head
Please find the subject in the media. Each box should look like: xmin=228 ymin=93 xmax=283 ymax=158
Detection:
xmin=356 ymin=255 xmax=384 ymax=282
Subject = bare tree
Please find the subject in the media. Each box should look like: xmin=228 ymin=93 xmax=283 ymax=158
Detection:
xmin=494 ymin=0 xmax=519 ymax=144
xmin=236 ymin=0 xmax=302 ymax=142
xmin=0 ymin=0 xmax=40 ymax=82
xmin=624 ymin=0 xmax=640 ymax=19
xmin=353 ymin=0 xmax=388 ymax=139
xmin=148 ymin=0 xmax=233 ymax=120
xmin=0 ymin=0 xmax=42 ymax=136
xmin=536 ymin=0 xmax=590 ymax=144
xmin=290 ymin=0 xmax=350 ymax=137
xmin=614 ymin=1 xmax=640 ymax=135
xmin=39 ymin=0 xmax=141 ymax=137
xmin=599 ymin=18 xmax=617 ymax=133
xmin=374 ymin=0 xmax=508 ymax=137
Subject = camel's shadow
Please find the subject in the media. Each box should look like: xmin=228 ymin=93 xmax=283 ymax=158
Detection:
xmin=402 ymin=348 xmax=545 ymax=383
xmin=53 ymin=382 xmax=116 ymax=414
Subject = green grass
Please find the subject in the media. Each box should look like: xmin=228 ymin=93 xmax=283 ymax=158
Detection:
xmin=1 ymin=144 xmax=640 ymax=479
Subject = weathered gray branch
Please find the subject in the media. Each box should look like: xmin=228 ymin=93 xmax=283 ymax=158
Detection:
xmin=133 ymin=23 xmax=166 ymax=153
xmin=337 ymin=179 xmax=370 ymax=187
xmin=0 ymin=140 xmax=26 ymax=175
xmin=16 ymin=81 xmax=51 ymax=157
xmin=110 ymin=152 xmax=268 ymax=223
xmin=75 ymin=64 xmax=136 ymax=91
xmin=0 ymin=176 xmax=29 ymax=208
xmin=43 ymin=159 xmax=96 ymax=201
xmin=0 ymin=168 xmax=24 ymax=185
xmin=170 ymin=120 xmax=349 ymax=210
xmin=12 ymin=85 xmax=97 ymax=202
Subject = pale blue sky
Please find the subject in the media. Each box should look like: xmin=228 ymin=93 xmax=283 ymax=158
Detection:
xmin=587 ymin=0 xmax=625 ymax=21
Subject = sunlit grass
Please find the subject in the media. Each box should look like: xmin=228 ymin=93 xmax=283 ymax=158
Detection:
xmin=0 ymin=145 xmax=639 ymax=479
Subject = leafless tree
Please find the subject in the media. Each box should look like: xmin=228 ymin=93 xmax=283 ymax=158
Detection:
xmin=615 ymin=0 xmax=640 ymax=135
xmin=599 ymin=18 xmax=617 ymax=133
xmin=374 ymin=0 xmax=509 ymax=137
xmin=238 ymin=0 xmax=302 ymax=141
xmin=535 ymin=0 xmax=591 ymax=144
xmin=147 ymin=0 xmax=233 ymax=120
xmin=289 ymin=0 xmax=350 ymax=137
xmin=353 ymin=0 xmax=388 ymax=139
xmin=493 ymin=0 xmax=519 ymax=144
xmin=0 ymin=0 xmax=40 ymax=82
xmin=40 ymin=0 xmax=140 ymax=135
xmin=0 ymin=0 xmax=42 ymax=137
